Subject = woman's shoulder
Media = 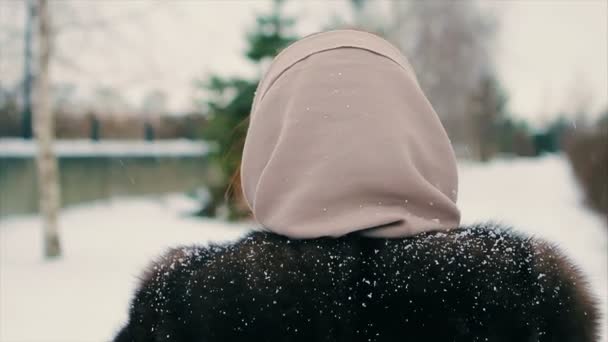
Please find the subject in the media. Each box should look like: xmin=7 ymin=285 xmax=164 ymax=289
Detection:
xmin=138 ymin=222 xmax=596 ymax=301
xmin=117 ymin=223 xmax=599 ymax=341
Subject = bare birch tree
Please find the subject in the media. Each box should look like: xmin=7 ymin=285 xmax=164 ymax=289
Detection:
xmin=34 ymin=0 xmax=62 ymax=259
xmin=386 ymin=1 xmax=497 ymax=158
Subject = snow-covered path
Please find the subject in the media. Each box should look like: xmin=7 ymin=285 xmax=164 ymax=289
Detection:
xmin=458 ymin=156 xmax=607 ymax=341
xmin=0 ymin=196 xmax=250 ymax=342
xmin=1 ymin=155 xmax=606 ymax=341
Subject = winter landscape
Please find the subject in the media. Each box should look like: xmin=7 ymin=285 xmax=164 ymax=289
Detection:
xmin=1 ymin=1 xmax=606 ymax=341
xmin=1 ymin=155 xmax=606 ymax=342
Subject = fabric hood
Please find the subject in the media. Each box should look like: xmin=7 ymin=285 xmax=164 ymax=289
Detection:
xmin=241 ymin=29 xmax=460 ymax=238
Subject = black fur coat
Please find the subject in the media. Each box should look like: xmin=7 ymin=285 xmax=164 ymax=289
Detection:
xmin=114 ymin=223 xmax=598 ymax=342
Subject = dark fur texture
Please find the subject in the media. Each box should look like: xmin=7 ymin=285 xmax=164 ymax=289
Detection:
xmin=114 ymin=223 xmax=599 ymax=342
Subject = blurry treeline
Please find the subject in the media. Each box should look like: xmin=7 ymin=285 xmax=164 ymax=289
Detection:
xmin=565 ymin=115 xmax=608 ymax=217
xmin=0 ymin=88 xmax=204 ymax=140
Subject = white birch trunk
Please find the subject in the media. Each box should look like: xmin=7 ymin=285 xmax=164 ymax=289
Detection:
xmin=34 ymin=0 xmax=61 ymax=259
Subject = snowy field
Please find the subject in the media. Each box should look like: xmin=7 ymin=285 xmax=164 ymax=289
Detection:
xmin=0 ymin=155 xmax=606 ymax=342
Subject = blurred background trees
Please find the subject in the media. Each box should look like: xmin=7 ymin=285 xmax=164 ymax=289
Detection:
xmin=196 ymin=0 xmax=298 ymax=219
xmin=469 ymin=74 xmax=509 ymax=162
xmin=387 ymin=0 xmax=498 ymax=159
xmin=565 ymin=112 xmax=608 ymax=218
xmin=0 ymin=0 xmax=605 ymax=220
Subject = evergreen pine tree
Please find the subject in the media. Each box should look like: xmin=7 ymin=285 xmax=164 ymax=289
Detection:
xmin=199 ymin=0 xmax=297 ymax=219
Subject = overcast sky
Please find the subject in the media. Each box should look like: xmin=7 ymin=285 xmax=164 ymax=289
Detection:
xmin=0 ymin=0 xmax=606 ymax=126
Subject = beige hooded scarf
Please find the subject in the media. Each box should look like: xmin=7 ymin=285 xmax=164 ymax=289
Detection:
xmin=241 ymin=29 xmax=460 ymax=239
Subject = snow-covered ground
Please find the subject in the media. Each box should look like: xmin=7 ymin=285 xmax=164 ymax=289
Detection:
xmin=0 ymin=139 xmax=209 ymax=158
xmin=0 ymin=155 xmax=606 ymax=342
